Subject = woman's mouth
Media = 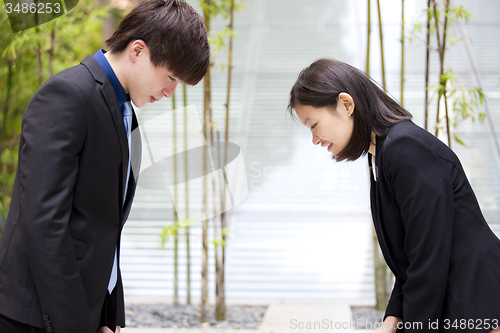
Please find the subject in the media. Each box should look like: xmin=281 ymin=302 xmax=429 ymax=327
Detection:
xmin=150 ymin=96 xmax=156 ymax=103
xmin=327 ymin=143 xmax=332 ymax=152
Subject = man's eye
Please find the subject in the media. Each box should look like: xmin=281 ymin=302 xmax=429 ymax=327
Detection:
xmin=169 ymin=76 xmax=176 ymax=82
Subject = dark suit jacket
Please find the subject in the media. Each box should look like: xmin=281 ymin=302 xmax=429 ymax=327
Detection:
xmin=0 ymin=55 xmax=141 ymax=333
xmin=369 ymin=120 xmax=500 ymax=332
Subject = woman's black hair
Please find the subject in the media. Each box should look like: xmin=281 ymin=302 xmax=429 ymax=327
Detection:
xmin=288 ymin=58 xmax=412 ymax=161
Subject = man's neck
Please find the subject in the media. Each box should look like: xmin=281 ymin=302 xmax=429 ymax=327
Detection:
xmin=104 ymin=51 xmax=129 ymax=93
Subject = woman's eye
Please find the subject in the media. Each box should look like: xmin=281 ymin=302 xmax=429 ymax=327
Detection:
xmin=310 ymin=124 xmax=317 ymax=131
xmin=169 ymin=76 xmax=176 ymax=82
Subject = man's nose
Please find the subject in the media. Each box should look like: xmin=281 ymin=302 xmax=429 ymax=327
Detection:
xmin=164 ymin=81 xmax=180 ymax=98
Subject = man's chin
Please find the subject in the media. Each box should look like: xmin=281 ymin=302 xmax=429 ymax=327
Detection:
xmin=132 ymin=100 xmax=146 ymax=108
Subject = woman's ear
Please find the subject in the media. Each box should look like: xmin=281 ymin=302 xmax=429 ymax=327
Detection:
xmin=338 ymin=92 xmax=355 ymax=116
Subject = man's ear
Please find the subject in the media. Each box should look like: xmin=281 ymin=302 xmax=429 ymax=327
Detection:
xmin=129 ymin=39 xmax=147 ymax=63
xmin=338 ymin=92 xmax=355 ymax=116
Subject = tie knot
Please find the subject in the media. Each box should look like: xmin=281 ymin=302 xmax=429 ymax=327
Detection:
xmin=122 ymin=101 xmax=133 ymax=117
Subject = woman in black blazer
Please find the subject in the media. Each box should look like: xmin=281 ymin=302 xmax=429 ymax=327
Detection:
xmin=288 ymin=58 xmax=500 ymax=333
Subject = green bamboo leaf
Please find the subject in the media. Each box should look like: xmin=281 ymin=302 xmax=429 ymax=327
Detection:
xmin=454 ymin=134 xmax=467 ymax=147
xmin=412 ymin=23 xmax=423 ymax=33
xmin=160 ymin=223 xmax=181 ymax=247
xmin=211 ymin=238 xmax=226 ymax=248
xmin=448 ymin=36 xmax=463 ymax=45
xmin=478 ymin=112 xmax=486 ymax=123
xmin=454 ymin=6 xmax=473 ymax=23
xmin=160 ymin=228 xmax=171 ymax=248
xmin=475 ymin=87 xmax=485 ymax=104
xmin=179 ymin=218 xmax=196 ymax=226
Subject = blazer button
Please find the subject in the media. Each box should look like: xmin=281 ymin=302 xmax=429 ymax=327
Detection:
xmin=45 ymin=320 xmax=51 ymax=327
xmin=43 ymin=314 xmax=50 ymax=321
xmin=47 ymin=328 xmax=53 ymax=333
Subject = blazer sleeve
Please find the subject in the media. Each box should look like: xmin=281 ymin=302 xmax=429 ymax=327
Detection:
xmin=19 ymin=77 xmax=94 ymax=332
xmin=384 ymin=278 xmax=404 ymax=322
xmin=382 ymin=134 xmax=455 ymax=331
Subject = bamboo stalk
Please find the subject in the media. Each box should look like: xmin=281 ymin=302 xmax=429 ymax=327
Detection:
xmin=48 ymin=22 xmax=56 ymax=79
xmin=206 ymin=71 xmax=224 ymax=321
xmin=217 ymin=132 xmax=227 ymax=321
xmin=372 ymin=225 xmax=387 ymax=311
xmin=424 ymin=0 xmax=431 ymax=131
xmin=366 ymin=0 xmax=371 ymax=75
xmin=1 ymin=62 xmax=13 ymax=146
xmin=200 ymin=1 xmax=211 ymax=322
xmin=172 ymin=92 xmax=179 ymax=306
xmin=400 ymin=0 xmax=405 ymax=106
xmin=432 ymin=1 xmax=442 ymax=137
xmin=183 ymin=83 xmax=191 ymax=305
xmin=34 ymin=1 xmax=43 ymax=87
xmin=442 ymin=0 xmax=451 ymax=146
xmin=206 ymin=67 xmax=221 ymax=316
xmin=432 ymin=0 xmax=451 ymax=145
xmin=217 ymin=0 xmax=235 ymax=321
xmin=201 ymin=87 xmax=208 ymax=322
xmin=36 ymin=46 xmax=43 ymax=86
xmin=376 ymin=0 xmax=386 ymax=92
xmin=201 ymin=92 xmax=208 ymax=322
xmin=374 ymin=0 xmax=389 ymax=310
xmin=439 ymin=1 xmax=449 ymax=68
xmin=0 ymin=62 xmax=14 ymax=229
xmin=95 ymin=0 xmax=113 ymax=40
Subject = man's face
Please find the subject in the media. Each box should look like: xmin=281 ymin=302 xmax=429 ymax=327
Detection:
xmin=128 ymin=46 xmax=180 ymax=108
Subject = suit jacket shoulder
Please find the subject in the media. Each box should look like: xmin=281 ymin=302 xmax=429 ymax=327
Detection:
xmin=377 ymin=120 xmax=464 ymax=182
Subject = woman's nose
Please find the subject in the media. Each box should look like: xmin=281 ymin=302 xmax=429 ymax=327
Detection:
xmin=312 ymin=134 xmax=321 ymax=145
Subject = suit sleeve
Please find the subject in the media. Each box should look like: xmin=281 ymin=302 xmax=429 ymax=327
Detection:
xmin=19 ymin=78 xmax=94 ymax=332
xmin=384 ymin=278 xmax=404 ymax=322
xmin=382 ymin=134 xmax=455 ymax=331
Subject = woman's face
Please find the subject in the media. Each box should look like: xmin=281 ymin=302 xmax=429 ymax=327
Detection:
xmin=294 ymin=93 xmax=355 ymax=157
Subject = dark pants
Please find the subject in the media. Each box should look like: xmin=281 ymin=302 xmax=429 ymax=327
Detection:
xmin=0 ymin=313 xmax=45 ymax=333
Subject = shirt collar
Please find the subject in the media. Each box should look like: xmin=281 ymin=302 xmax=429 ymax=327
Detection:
xmin=93 ymin=49 xmax=129 ymax=108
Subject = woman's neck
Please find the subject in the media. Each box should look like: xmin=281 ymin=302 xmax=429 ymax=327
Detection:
xmin=368 ymin=131 xmax=376 ymax=156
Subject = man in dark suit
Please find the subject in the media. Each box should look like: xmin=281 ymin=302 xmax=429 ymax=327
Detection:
xmin=0 ymin=1 xmax=209 ymax=332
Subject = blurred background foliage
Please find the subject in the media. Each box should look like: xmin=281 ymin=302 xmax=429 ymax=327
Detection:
xmin=0 ymin=0 xmax=116 ymax=235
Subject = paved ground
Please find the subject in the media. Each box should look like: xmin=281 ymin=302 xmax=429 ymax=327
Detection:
xmin=122 ymin=300 xmax=371 ymax=332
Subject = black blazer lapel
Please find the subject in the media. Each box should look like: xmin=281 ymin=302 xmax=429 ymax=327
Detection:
xmin=81 ymin=56 xmax=129 ymax=207
xmin=130 ymin=109 xmax=142 ymax=185
xmin=122 ymin=109 xmax=142 ymax=224
xmin=370 ymin=135 xmax=400 ymax=277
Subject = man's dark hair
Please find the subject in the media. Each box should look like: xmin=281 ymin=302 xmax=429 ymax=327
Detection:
xmin=106 ymin=0 xmax=210 ymax=85
xmin=288 ymin=58 xmax=412 ymax=162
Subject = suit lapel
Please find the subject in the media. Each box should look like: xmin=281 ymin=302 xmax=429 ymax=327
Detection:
xmin=81 ymin=56 xmax=129 ymax=208
xmin=122 ymin=109 xmax=142 ymax=225
xmin=130 ymin=109 xmax=142 ymax=185
xmin=371 ymin=134 xmax=402 ymax=280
